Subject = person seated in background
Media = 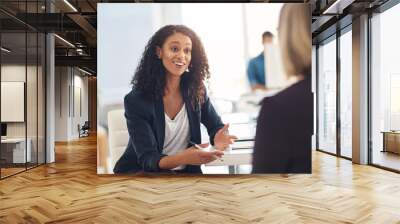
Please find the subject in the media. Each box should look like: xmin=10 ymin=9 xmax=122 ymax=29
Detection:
xmin=252 ymin=4 xmax=313 ymax=173
xmin=113 ymin=25 xmax=237 ymax=174
xmin=246 ymin=31 xmax=274 ymax=92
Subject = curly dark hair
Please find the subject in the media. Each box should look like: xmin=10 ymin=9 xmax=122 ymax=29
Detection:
xmin=131 ymin=25 xmax=210 ymax=108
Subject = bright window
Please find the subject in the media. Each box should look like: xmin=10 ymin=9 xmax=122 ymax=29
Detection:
xmin=339 ymin=29 xmax=352 ymax=158
xmin=371 ymin=2 xmax=400 ymax=170
xmin=317 ymin=37 xmax=337 ymax=154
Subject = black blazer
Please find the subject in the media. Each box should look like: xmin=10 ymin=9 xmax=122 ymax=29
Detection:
xmin=113 ymin=87 xmax=224 ymax=174
xmin=252 ymin=76 xmax=313 ymax=173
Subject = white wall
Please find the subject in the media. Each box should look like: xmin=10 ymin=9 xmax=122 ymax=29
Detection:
xmin=1 ymin=66 xmax=26 ymax=125
xmin=97 ymin=3 xmax=165 ymax=129
xmin=72 ymin=73 xmax=89 ymax=138
xmin=97 ymin=3 xmax=283 ymax=121
xmin=55 ymin=66 xmax=68 ymax=141
xmin=1 ymin=65 xmax=32 ymax=138
xmin=55 ymin=67 xmax=89 ymax=141
xmin=81 ymin=76 xmax=89 ymax=124
xmin=98 ymin=4 xmax=160 ymax=107
xmin=1 ymin=63 xmax=46 ymax=163
xmin=244 ymin=3 xmax=283 ymax=58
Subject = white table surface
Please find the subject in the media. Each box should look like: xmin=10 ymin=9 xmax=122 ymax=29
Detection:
xmin=1 ymin=137 xmax=31 ymax=163
xmin=206 ymin=149 xmax=253 ymax=166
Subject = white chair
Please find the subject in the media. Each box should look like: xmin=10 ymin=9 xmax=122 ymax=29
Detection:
xmin=107 ymin=109 xmax=129 ymax=174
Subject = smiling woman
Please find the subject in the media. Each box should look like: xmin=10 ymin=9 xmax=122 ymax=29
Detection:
xmin=113 ymin=25 xmax=237 ymax=174
xmin=156 ymin=33 xmax=192 ymax=78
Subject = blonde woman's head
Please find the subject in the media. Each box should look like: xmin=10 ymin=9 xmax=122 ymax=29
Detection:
xmin=278 ymin=4 xmax=311 ymax=78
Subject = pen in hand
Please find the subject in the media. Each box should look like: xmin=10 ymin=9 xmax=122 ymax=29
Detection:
xmin=189 ymin=141 xmax=205 ymax=150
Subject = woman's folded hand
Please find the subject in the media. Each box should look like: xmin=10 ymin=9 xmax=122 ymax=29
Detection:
xmin=179 ymin=146 xmax=224 ymax=165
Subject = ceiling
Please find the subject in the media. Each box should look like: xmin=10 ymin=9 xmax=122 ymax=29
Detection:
xmin=1 ymin=0 xmax=99 ymax=74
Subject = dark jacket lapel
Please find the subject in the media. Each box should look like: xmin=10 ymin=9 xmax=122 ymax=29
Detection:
xmin=154 ymin=96 xmax=165 ymax=151
xmin=182 ymin=87 xmax=201 ymax=145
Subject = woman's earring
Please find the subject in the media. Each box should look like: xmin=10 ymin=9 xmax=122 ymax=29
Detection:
xmin=185 ymin=68 xmax=189 ymax=72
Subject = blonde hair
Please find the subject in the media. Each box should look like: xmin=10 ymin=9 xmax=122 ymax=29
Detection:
xmin=278 ymin=4 xmax=311 ymax=77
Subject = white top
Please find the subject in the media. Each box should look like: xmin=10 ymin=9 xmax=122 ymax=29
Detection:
xmin=163 ymin=104 xmax=190 ymax=170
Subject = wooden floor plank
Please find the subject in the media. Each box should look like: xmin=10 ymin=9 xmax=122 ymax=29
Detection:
xmin=0 ymin=134 xmax=400 ymax=223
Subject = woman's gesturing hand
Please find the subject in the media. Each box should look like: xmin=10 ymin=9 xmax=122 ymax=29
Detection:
xmin=179 ymin=143 xmax=224 ymax=165
xmin=214 ymin=123 xmax=238 ymax=150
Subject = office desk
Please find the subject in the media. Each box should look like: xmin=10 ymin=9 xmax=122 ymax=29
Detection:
xmin=1 ymin=138 xmax=31 ymax=163
xmin=206 ymin=149 xmax=252 ymax=166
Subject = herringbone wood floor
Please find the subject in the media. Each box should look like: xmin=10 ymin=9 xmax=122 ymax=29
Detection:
xmin=1 ymin=135 xmax=400 ymax=223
